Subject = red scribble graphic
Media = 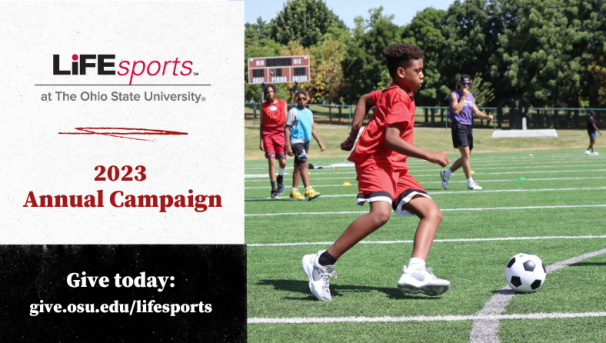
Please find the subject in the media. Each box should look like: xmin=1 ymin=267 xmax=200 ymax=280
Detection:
xmin=58 ymin=127 xmax=188 ymax=142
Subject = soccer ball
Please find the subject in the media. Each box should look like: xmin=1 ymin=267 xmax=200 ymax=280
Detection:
xmin=505 ymin=253 xmax=546 ymax=293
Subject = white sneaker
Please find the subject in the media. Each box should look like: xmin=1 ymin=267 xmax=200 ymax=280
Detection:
xmin=585 ymin=150 xmax=592 ymax=155
xmin=593 ymin=151 xmax=600 ymax=156
xmin=440 ymin=170 xmax=450 ymax=190
xmin=467 ymin=182 xmax=483 ymax=190
xmin=397 ymin=266 xmax=450 ymax=296
xmin=302 ymin=250 xmax=337 ymax=301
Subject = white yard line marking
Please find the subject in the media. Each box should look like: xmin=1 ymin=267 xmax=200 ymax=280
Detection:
xmin=245 ymin=169 xmax=606 ymax=181
xmin=248 ymin=249 xmax=606 ymax=326
xmin=245 ymin=187 xmax=606 ymax=200
xmin=244 ymin=156 xmax=603 ymax=171
xmin=245 ymin=176 xmax=606 ymax=189
xmin=469 ymin=248 xmax=606 ymax=343
xmin=247 ymin=235 xmax=606 ymax=247
xmin=248 ymin=311 xmax=606 ymax=324
xmin=245 ymin=204 xmax=606 ymax=217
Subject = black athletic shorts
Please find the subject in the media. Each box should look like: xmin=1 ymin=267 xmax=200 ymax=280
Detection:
xmin=292 ymin=142 xmax=309 ymax=163
xmin=452 ymin=122 xmax=473 ymax=150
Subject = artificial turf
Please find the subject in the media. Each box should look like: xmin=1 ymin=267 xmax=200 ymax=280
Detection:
xmin=246 ymin=149 xmax=606 ymax=342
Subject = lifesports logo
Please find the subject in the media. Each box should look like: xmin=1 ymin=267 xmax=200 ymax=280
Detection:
xmin=52 ymin=54 xmax=194 ymax=85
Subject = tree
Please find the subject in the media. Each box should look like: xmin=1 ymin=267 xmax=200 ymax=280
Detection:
xmin=245 ymin=17 xmax=273 ymax=41
xmin=340 ymin=7 xmax=402 ymax=103
xmin=270 ymin=0 xmax=346 ymax=48
xmin=470 ymin=72 xmax=495 ymax=106
xmin=495 ymin=0 xmax=591 ymax=107
xmin=588 ymin=44 xmax=606 ymax=106
xmin=399 ymin=8 xmax=447 ymax=106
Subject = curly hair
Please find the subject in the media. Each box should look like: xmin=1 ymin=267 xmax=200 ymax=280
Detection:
xmin=264 ymin=84 xmax=277 ymax=102
xmin=385 ymin=44 xmax=424 ymax=79
xmin=296 ymin=90 xmax=308 ymax=99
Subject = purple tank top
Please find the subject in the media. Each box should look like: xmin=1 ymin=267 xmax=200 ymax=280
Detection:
xmin=449 ymin=90 xmax=474 ymax=125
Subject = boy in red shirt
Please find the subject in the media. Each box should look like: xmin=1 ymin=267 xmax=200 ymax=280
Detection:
xmin=302 ymin=44 xmax=450 ymax=301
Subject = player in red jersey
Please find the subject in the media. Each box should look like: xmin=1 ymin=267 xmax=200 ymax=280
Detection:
xmin=259 ymin=84 xmax=288 ymax=198
xmin=302 ymin=44 xmax=450 ymax=301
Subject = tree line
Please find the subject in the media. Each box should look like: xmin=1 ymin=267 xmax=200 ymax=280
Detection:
xmin=245 ymin=0 xmax=606 ymax=108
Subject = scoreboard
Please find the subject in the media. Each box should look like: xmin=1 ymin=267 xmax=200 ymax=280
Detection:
xmin=248 ymin=56 xmax=310 ymax=84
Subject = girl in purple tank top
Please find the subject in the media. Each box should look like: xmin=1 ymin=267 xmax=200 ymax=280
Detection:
xmin=440 ymin=74 xmax=493 ymax=191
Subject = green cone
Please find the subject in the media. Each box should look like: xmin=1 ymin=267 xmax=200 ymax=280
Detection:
xmin=518 ymin=177 xmax=526 ymax=181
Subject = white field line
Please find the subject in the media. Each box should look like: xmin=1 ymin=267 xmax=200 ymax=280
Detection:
xmin=248 ymin=312 xmax=606 ymax=324
xmin=245 ymin=186 xmax=606 ymax=200
xmin=249 ymin=249 xmax=606 ymax=326
xmin=244 ymin=176 xmax=606 ymax=189
xmin=245 ymin=153 xmax=603 ymax=166
xmin=245 ymin=169 xmax=606 ymax=181
xmin=244 ymin=159 xmax=605 ymax=172
xmin=469 ymin=248 xmax=606 ymax=343
xmin=247 ymin=235 xmax=606 ymax=247
xmin=245 ymin=204 xmax=606 ymax=217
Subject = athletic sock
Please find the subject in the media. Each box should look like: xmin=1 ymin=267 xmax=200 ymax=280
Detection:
xmin=271 ymin=181 xmax=276 ymax=190
xmin=445 ymin=169 xmax=453 ymax=177
xmin=408 ymin=257 xmax=426 ymax=271
xmin=278 ymin=167 xmax=285 ymax=176
xmin=291 ymin=187 xmax=297 ymax=193
xmin=467 ymin=177 xmax=474 ymax=186
xmin=319 ymin=251 xmax=337 ymax=266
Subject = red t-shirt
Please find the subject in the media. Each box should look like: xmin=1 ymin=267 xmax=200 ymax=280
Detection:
xmin=262 ymin=100 xmax=286 ymax=133
xmin=348 ymin=83 xmax=415 ymax=170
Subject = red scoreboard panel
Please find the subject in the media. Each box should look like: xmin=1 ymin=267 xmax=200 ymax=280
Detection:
xmin=248 ymin=56 xmax=311 ymax=84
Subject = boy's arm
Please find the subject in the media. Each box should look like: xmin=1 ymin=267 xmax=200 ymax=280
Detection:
xmin=311 ymin=123 xmax=325 ymax=151
xmin=473 ymin=104 xmax=493 ymax=121
xmin=592 ymin=119 xmax=602 ymax=135
xmin=384 ymin=124 xmax=449 ymax=167
xmin=285 ymin=126 xmax=294 ymax=156
xmin=259 ymin=110 xmax=265 ymax=151
xmin=341 ymin=94 xmax=374 ymax=151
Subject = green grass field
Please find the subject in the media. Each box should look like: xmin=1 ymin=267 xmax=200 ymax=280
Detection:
xmin=246 ymin=148 xmax=606 ymax=342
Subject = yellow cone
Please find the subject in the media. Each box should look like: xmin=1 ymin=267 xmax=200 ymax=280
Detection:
xmin=470 ymin=170 xmax=476 ymax=174
xmin=342 ymin=182 xmax=352 ymax=186
xmin=308 ymin=171 xmax=311 ymax=175
xmin=529 ymin=154 xmax=534 ymax=156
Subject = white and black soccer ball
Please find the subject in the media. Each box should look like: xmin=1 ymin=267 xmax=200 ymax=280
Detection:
xmin=505 ymin=253 xmax=546 ymax=293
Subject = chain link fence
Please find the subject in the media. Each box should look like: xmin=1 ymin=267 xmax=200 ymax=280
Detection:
xmin=245 ymin=103 xmax=605 ymax=130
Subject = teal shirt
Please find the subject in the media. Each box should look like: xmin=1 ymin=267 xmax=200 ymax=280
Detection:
xmin=286 ymin=107 xmax=313 ymax=143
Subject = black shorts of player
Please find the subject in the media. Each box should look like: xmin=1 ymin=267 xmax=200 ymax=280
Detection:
xmin=292 ymin=142 xmax=309 ymax=164
xmin=452 ymin=121 xmax=473 ymax=150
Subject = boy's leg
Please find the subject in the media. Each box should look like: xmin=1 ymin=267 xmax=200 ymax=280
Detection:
xmin=290 ymin=162 xmax=304 ymax=201
xmin=396 ymin=196 xmax=449 ymax=296
xmin=302 ymin=162 xmax=396 ymax=301
xmin=327 ymin=201 xmax=392 ymax=259
xmin=401 ymin=196 xmax=442 ymax=260
xmin=267 ymin=157 xmax=276 ymax=182
xmin=393 ymin=173 xmax=450 ymax=296
xmin=299 ymin=162 xmax=310 ymax=188
xmin=302 ymin=201 xmax=391 ymax=302
xmin=292 ymin=162 xmax=301 ymax=189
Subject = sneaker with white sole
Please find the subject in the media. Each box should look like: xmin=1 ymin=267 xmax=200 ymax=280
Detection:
xmin=397 ymin=266 xmax=450 ymax=296
xmin=302 ymin=250 xmax=337 ymax=301
xmin=585 ymin=150 xmax=592 ymax=155
xmin=467 ymin=182 xmax=482 ymax=190
xmin=593 ymin=151 xmax=600 ymax=156
xmin=439 ymin=170 xmax=450 ymax=190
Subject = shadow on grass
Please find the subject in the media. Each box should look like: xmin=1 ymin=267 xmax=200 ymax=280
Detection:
xmin=258 ymin=279 xmax=445 ymax=301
